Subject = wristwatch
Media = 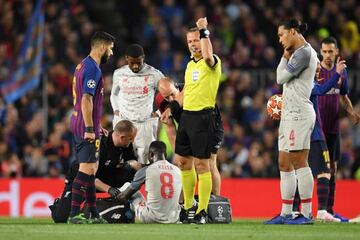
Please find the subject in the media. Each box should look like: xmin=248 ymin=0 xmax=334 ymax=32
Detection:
xmin=199 ymin=28 xmax=210 ymax=38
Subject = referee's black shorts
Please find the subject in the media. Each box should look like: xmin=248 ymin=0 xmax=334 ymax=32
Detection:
xmin=175 ymin=109 xmax=217 ymax=159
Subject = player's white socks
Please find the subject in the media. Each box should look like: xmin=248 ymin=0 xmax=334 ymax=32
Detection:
xmin=280 ymin=170 xmax=297 ymax=216
xmin=296 ymin=167 xmax=314 ymax=219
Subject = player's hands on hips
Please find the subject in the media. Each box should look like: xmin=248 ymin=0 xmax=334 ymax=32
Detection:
xmin=108 ymin=187 xmax=121 ymax=199
xmin=84 ymin=132 xmax=95 ymax=143
xmin=196 ymin=17 xmax=208 ymax=29
xmin=336 ymin=57 xmax=346 ymax=75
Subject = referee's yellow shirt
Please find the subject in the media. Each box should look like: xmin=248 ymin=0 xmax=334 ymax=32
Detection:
xmin=183 ymin=55 xmax=221 ymax=111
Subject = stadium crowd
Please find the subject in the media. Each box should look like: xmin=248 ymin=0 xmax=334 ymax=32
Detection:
xmin=1 ymin=0 xmax=360 ymax=179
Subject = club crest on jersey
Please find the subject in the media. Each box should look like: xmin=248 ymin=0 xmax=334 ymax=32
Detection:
xmin=192 ymin=70 xmax=200 ymax=82
xmin=290 ymin=56 xmax=297 ymax=65
xmin=87 ymin=79 xmax=96 ymax=88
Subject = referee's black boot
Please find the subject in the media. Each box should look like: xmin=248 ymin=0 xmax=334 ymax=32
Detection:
xmin=193 ymin=210 xmax=208 ymax=224
xmin=182 ymin=205 xmax=197 ymax=224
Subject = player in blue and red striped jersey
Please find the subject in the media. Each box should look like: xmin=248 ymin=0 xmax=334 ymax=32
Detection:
xmin=68 ymin=31 xmax=115 ymax=224
xmin=293 ymin=58 xmax=346 ymax=222
xmin=317 ymin=37 xmax=360 ymax=221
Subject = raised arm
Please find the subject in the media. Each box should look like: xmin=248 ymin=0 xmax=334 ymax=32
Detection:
xmin=196 ymin=18 xmax=216 ymax=67
xmin=312 ymin=58 xmax=346 ymax=96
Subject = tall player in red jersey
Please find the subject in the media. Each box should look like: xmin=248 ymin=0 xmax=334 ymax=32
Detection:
xmin=318 ymin=37 xmax=360 ymax=221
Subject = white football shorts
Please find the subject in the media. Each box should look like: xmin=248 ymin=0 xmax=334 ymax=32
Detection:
xmin=278 ymin=115 xmax=315 ymax=152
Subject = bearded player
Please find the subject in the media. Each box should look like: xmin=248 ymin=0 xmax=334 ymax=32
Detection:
xmin=265 ymin=19 xmax=317 ymax=225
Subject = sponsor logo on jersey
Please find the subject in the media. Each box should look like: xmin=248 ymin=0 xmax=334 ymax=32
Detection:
xmin=122 ymin=86 xmax=144 ymax=94
xmin=326 ymin=88 xmax=340 ymax=95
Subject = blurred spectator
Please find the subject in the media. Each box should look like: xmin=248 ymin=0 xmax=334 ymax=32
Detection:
xmin=1 ymin=152 xmax=22 ymax=178
xmin=43 ymin=131 xmax=70 ymax=177
xmin=24 ymin=146 xmax=48 ymax=177
xmin=341 ymin=21 xmax=360 ymax=60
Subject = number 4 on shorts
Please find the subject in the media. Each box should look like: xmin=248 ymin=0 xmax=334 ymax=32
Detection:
xmin=289 ymin=129 xmax=295 ymax=146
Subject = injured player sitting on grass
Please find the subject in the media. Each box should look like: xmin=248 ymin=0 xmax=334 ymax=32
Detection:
xmin=115 ymin=141 xmax=182 ymax=224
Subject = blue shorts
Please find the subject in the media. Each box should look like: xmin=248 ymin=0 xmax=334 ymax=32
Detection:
xmin=73 ymin=135 xmax=100 ymax=163
xmin=324 ymin=133 xmax=340 ymax=163
xmin=308 ymin=141 xmax=331 ymax=176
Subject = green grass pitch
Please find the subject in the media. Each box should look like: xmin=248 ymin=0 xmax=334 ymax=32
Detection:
xmin=1 ymin=218 xmax=360 ymax=240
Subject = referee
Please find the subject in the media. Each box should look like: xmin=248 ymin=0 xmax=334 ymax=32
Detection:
xmin=176 ymin=17 xmax=222 ymax=224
